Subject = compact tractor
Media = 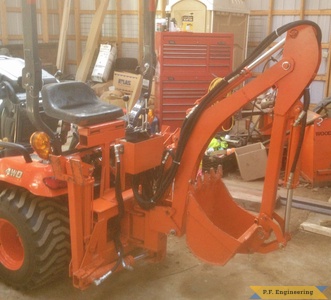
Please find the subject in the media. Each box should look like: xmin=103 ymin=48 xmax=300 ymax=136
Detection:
xmin=0 ymin=0 xmax=321 ymax=290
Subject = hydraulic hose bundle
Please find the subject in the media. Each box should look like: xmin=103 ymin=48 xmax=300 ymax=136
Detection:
xmin=133 ymin=20 xmax=322 ymax=210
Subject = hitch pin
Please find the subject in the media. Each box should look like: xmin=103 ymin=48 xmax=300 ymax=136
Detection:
xmin=94 ymin=251 xmax=149 ymax=286
xmin=94 ymin=267 xmax=116 ymax=286
xmin=94 ymin=251 xmax=123 ymax=286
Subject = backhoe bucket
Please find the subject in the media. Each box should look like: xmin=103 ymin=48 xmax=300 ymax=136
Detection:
xmin=186 ymin=169 xmax=265 ymax=265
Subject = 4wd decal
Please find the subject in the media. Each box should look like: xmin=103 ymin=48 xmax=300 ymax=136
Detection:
xmin=5 ymin=168 xmax=23 ymax=179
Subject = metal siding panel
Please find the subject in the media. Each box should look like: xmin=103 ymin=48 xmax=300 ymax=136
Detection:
xmin=248 ymin=16 xmax=268 ymax=43
xmin=6 ymin=12 xmax=22 ymax=36
xmin=320 ymin=0 xmax=331 ymax=9
xmin=121 ymin=42 xmax=139 ymax=59
xmin=48 ymin=14 xmax=60 ymax=36
xmin=121 ymin=15 xmax=139 ymax=38
xmin=67 ymin=40 xmax=77 ymax=61
xmin=272 ymin=15 xmax=300 ymax=32
xmin=79 ymin=1 xmax=95 ymax=10
xmin=310 ymin=81 xmax=325 ymax=104
xmin=274 ymin=0 xmax=301 ymax=10
xmin=47 ymin=0 xmax=59 ymax=10
xmin=80 ymin=14 xmax=93 ymax=36
xmin=308 ymin=15 xmax=331 ymax=43
xmin=107 ymin=0 xmax=116 ymax=10
xmin=305 ymin=0 xmax=331 ymax=10
xmin=5 ymin=0 xmax=20 ymax=8
xmin=246 ymin=0 xmax=269 ymax=10
xmin=122 ymin=1 xmax=138 ymax=10
xmin=102 ymin=15 xmax=117 ymax=37
xmin=246 ymin=0 xmax=330 ymax=102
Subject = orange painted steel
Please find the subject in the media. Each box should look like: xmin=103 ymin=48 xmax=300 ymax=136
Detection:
xmin=43 ymin=23 xmax=321 ymax=289
xmin=172 ymin=24 xmax=321 ymax=263
xmin=0 ymin=156 xmax=67 ymax=197
xmin=300 ymin=116 xmax=331 ymax=186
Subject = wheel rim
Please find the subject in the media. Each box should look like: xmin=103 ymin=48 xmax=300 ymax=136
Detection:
xmin=0 ymin=218 xmax=24 ymax=270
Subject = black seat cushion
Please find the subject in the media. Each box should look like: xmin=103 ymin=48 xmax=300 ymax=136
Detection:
xmin=41 ymin=81 xmax=123 ymax=126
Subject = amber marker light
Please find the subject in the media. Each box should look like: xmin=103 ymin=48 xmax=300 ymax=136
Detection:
xmin=30 ymin=132 xmax=52 ymax=160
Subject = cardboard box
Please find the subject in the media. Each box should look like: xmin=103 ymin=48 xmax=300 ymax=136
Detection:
xmin=100 ymin=90 xmax=126 ymax=110
xmin=235 ymin=143 xmax=267 ymax=181
xmin=112 ymin=71 xmax=142 ymax=111
xmin=91 ymin=44 xmax=117 ymax=82
xmin=91 ymin=80 xmax=113 ymax=96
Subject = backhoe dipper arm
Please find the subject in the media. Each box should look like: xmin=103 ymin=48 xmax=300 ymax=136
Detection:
xmin=155 ymin=21 xmax=321 ymax=264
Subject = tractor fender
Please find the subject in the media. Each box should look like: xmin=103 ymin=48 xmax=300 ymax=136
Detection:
xmin=0 ymin=156 xmax=67 ymax=197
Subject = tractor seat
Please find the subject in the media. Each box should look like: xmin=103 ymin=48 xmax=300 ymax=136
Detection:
xmin=41 ymin=81 xmax=124 ymax=126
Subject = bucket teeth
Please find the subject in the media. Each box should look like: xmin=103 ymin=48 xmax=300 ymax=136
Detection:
xmin=193 ymin=165 xmax=223 ymax=191
xmin=206 ymin=165 xmax=223 ymax=179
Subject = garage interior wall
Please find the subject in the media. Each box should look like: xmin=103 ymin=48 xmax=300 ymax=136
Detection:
xmin=0 ymin=0 xmax=330 ymax=101
xmin=245 ymin=0 xmax=331 ymax=103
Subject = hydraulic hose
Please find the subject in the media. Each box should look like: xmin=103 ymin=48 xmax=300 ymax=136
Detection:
xmin=289 ymin=87 xmax=310 ymax=175
xmin=115 ymin=161 xmax=125 ymax=218
xmin=284 ymin=87 xmax=310 ymax=232
xmin=113 ymin=145 xmax=125 ymax=266
xmin=132 ymin=174 xmax=155 ymax=210
xmin=134 ymin=20 xmax=321 ymax=210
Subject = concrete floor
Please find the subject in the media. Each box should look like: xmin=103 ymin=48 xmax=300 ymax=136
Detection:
xmin=0 ymin=184 xmax=330 ymax=299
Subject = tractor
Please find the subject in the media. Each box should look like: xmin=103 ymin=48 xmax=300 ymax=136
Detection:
xmin=0 ymin=0 xmax=321 ymax=290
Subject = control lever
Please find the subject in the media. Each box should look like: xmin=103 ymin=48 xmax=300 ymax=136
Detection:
xmin=141 ymin=92 xmax=149 ymax=131
xmin=122 ymin=94 xmax=130 ymax=123
xmin=127 ymin=93 xmax=149 ymax=128
xmin=125 ymin=93 xmax=151 ymax=142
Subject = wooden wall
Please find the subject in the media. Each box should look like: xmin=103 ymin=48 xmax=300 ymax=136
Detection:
xmin=247 ymin=0 xmax=331 ymax=99
xmin=0 ymin=1 xmax=148 ymax=77
xmin=0 ymin=0 xmax=330 ymax=98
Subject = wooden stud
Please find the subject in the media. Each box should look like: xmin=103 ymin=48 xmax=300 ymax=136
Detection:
xmin=138 ymin=0 xmax=143 ymax=65
xmin=116 ymin=0 xmax=122 ymax=58
xmin=158 ymin=0 xmax=166 ymax=18
xmin=40 ymin=0 xmax=49 ymax=43
xmin=0 ymin=0 xmax=8 ymax=45
xmin=74 ymin=0 xmax=82 ymax=67
xmin=56 ymin=0 xmax=72 ymax=72
xmin=267 ymin=0 xmax=274 ymax=34
xmin=58 ymin=0 xmax=64 ymax=21
xmin=250 ymin=9 xmax=331 ymax=17
xmin=75 ymin=0 xmax=110 ymax=82
xmin=300 ymin=0 xmax=305 ymax=20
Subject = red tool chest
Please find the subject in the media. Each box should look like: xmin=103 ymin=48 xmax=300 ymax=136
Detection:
xmin=155 ymin=31 xmax=234 ymax=130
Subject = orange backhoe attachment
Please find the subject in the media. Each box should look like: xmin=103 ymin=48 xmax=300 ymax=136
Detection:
xmin=175 ymin=22 xmax=321 ymax=264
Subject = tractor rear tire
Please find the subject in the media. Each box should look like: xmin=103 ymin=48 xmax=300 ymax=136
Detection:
xmin=0 ymin=188 xmax=70 ymax=289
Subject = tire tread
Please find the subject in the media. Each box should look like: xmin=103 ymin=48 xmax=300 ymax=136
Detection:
xmin=0 ymin=188 xmax=71 ymax=289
